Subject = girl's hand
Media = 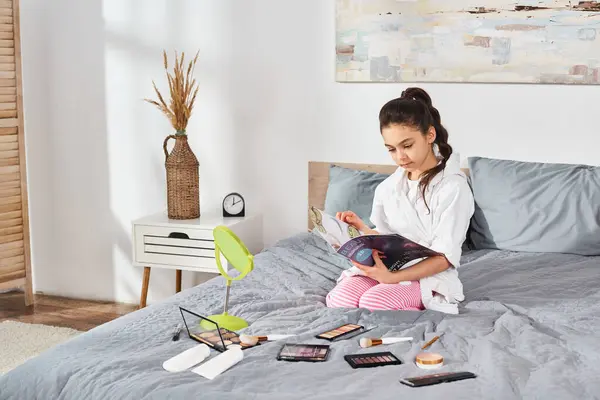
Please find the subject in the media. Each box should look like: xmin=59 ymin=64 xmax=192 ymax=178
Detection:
xmin=352 ymin=250 xmax=396 ymax=284
xmin=336 ymin=210 xmax=367 ymax=232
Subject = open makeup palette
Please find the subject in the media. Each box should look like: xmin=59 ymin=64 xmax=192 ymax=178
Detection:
xmin=276 ymin=343 xmax=331 ymax=362
xmin=179 ymin=307 xmax=258 ymax=352
xmin=344 ymin=352 xmax=402 ymax=369
xmin=315 ymin=323 xmax=367 ymax=341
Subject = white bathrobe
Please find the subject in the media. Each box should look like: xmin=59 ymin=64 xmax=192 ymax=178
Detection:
xmin=338 ymin=152 xmax=475 ymax=314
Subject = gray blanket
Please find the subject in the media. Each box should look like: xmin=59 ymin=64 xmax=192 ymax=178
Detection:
xmin=2 ymin=232 xmax=600 ymax=400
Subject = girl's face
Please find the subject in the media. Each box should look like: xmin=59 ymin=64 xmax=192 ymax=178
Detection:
xmin=381 ymin=123 xmax=436 ymax=173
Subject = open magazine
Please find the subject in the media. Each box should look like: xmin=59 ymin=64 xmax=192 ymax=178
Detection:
xmin=309 ymin=206 xmax=440 ymax=272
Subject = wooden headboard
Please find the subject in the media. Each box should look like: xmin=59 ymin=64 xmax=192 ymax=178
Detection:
xmin=308 ymin=162 xmax=397 ymax=230
xmin=308 ymin=161 xmax=469 ymax=229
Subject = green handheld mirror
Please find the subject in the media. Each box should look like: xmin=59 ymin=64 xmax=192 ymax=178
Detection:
xmin=203 ymin=225 xmax=254 ymax=331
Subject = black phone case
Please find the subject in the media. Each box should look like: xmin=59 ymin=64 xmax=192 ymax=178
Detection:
xmin=400 ymin=371 xmax=477 ymax=387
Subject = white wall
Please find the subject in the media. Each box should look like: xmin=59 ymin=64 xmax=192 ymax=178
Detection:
xmin=20 ymin=0 xmax=600 ymax=304
xmin=21 ymin=0 xmax=242 ymax=303
xmin=230 ymin=0 xmax=600 ymax=244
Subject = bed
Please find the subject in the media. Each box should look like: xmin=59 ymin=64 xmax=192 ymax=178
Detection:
xmin=2 ymin=161 xmax=600 ymax=400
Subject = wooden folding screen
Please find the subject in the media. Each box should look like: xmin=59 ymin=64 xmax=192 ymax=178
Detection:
xmin=0 ymin=0 xmax=33 ymax=305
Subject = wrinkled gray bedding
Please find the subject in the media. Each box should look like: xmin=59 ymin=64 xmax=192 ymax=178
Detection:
xmin=2 ymin=232 xmax=600 ymax=400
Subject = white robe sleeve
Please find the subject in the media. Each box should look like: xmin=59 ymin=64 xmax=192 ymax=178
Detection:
xmin=428 ymin=177 xmax=474 ymax=268
xmin=369 ymin=183 xmax=394 ymax=234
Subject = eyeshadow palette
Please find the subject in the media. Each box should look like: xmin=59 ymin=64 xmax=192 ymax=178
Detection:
xmin=344 ymin=352 xmax=402 ymax=369
xmin=315 ymin=323 xmax=364 ymax=341
xmin=178 ymin=307 xmax=258 ymax=352
xmin=276 ymin=344 xmax=330 ymax=362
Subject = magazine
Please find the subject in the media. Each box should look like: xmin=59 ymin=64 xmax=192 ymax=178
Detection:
xmin=309 ymin=206 xmax=440 ymax=272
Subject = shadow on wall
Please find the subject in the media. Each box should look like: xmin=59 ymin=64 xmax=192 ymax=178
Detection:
xmin=22 ymin=0 xmax=120 ymax=302
xmin=24 ymin=0 xmax=147 ymax=303
xmin=101 ymin=0 xmax=239 ymax=302
xmin=49 ymin=0 xmax=122 ymax=302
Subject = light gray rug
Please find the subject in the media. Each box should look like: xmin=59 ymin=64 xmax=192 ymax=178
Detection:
xmin=0 ymin=320 xmax=81 ymax=375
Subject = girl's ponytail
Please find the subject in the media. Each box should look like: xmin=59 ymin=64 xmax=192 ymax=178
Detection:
xmin=380 ymin=87 xmax=452 ymax=213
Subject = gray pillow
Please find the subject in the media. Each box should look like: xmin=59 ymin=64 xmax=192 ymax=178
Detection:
xmin=324 ymin=165 xmax=390 ymax=228
xmin=468 ymin=156 xmax=600 ymax=255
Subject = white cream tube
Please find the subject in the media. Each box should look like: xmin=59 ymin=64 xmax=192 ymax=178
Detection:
xmin=192 ymin=348 xmax=244 ymax=380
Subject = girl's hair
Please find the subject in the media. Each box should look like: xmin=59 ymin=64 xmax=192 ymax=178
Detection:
xmin=378 ymin=87 xmax=452 ymax=213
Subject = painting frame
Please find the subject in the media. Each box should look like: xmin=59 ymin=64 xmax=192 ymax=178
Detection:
xmin=335 ymin=0 xmax=600 ymax=84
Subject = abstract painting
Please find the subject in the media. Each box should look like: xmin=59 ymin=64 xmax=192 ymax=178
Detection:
xmin=336 ymin=0 xmax=600 ymax=83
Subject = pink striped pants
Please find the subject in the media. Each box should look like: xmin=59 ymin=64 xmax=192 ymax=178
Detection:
xmin=326 ymin=276 xmax=424 ymax=311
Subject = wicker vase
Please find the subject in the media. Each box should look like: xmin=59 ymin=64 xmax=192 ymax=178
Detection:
xmin=163 ymin=132 xmax=200 ymax=219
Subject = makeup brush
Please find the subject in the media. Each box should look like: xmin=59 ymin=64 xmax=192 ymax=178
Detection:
xmin=359 ymin=337 xmax=413 ymax=348
xmin=239 ymin=334 xmax=295 ymax=346
xmin=421 ymin=332 xmax=445 ymax=350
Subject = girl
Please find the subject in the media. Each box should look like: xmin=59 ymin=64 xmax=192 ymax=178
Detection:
xmin=325 ymin=87 xmax=474 ymax=314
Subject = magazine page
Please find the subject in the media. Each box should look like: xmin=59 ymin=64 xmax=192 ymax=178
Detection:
xmin=337 ymin=234 xmax=440 ymax=272
xmin=309 ymin=206 xmax=361 ymax=250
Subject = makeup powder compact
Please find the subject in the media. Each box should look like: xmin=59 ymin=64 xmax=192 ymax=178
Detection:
xmin=344 ymin=352 xmax=402 ymax=369
xmin=315 ymin=323 xmax=366 ymax=341
xmin=415 ymin=352 xmax=444 ymax=370
xmin=276 ymin=344 xmax=331 ymax=362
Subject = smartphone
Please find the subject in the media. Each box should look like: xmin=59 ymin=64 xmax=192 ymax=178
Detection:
xmin=399 ymin=371 xmax=477 ymax=387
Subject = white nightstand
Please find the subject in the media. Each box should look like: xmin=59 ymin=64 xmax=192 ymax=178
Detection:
xmin=132 ymin=212 xmax=263 ymax=308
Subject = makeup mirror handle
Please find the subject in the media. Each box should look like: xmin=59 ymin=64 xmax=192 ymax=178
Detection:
xmin=223 ymin=282 xmax=231 ymax=315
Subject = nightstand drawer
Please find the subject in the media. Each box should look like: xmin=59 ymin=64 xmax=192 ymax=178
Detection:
xmin=131 ymin=213 xmax=263 ymax=275
xmin=144 ymin=245 xmax=215 ymax=258
xmin=137 ymin=225 xmax=214 ymax=242
xmin=134 ymin=225 xmax=217 ymax=269
xmin=136 ymin=251 xmax=218 ymax=271
xmin=145 ymin=236 xmax=215 ymax=250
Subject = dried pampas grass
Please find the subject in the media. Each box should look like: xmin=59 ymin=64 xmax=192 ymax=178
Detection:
xmin=145 ymin=50 xmax=200 ymax=133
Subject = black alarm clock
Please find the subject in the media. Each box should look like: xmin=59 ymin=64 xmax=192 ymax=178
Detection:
xmin=222 ymin=192 xmax=245 ymax=217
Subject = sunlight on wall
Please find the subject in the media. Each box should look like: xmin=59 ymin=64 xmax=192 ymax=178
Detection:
xmin=102 ymin=0 xmax=239 ymax=303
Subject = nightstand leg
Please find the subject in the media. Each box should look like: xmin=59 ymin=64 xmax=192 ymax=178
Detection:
xmin=140 ymin=267 xmax=151 ymax=308
xmin=176 ymin=269 xmax=182 ymax=293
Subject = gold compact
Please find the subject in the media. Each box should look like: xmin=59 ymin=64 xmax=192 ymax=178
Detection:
xmin=415 ymin=352 xmax=444 ymax=370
